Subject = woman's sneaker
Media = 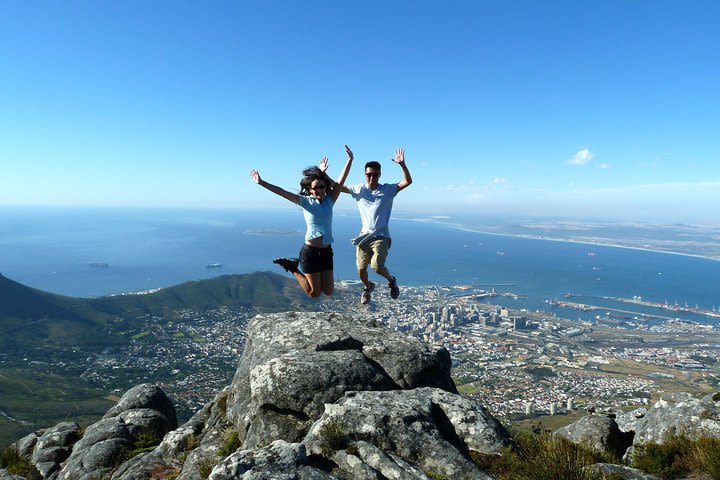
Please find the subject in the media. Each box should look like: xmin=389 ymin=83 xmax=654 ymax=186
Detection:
xmin=388 ymin=276 xmax=400 ymax=299
xmin=273 ymin=258 xmax=299 ymax=273
xmin=361 ymin=281 xmax=375 ymax=304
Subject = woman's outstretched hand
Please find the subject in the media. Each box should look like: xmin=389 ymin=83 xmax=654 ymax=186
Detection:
xmin=250 ymin=170 xmax=261 ymax=184
xmin=345 ymin=144 xmax=354 ymax=161
xmin=319 ymin=157 xmax=329 ymax=173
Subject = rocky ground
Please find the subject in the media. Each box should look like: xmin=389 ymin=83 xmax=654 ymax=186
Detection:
xmin=4 ymin=311 xmax=720 ymax=479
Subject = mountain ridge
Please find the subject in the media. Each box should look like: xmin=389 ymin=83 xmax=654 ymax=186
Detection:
xmin=0 ymin=271 xmax=307 ymax=352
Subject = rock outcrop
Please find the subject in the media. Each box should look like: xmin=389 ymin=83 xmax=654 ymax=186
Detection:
xmin=226 ymin=312 xmax=458 ymax=450
xmin=555 ymin=391 xmax=720 ymax=467
xmin=9 ymin=309 xmax=720 ymax=479
xmin=3 ymin=311 xmax=511 ymax=479
xmin=555 ymin=414 xmax=633 ymax=459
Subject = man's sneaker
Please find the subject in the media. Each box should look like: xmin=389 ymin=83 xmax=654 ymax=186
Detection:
xmin=273 ymin=257 xmax=299 ymax=273
xmin=361 ymin=281 xmax=375 ymax=304
xmin=388 ymin=276 xmax=400 ymax=299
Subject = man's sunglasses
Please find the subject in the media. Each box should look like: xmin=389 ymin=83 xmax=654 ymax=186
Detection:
xmin=365 ymin=172 xmax=379 ymax=178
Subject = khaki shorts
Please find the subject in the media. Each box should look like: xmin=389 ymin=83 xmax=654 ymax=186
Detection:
xmin=356 ymin=237 xmax=391 ymax=272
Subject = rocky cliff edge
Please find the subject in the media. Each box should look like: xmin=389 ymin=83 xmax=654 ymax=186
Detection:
xmin=2 ymin=311 xmax=512 ymax=480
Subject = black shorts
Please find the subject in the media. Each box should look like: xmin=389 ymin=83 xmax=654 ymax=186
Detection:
xmin=299 ymin=244 xmax=333 ymax=274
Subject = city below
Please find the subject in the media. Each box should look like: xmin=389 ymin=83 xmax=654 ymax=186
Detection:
xmin=4 ymin=279 xmax=718 ymax=436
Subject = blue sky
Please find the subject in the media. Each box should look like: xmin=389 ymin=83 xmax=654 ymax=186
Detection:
xmin=1 ymin=1 xmax=718 ymax=221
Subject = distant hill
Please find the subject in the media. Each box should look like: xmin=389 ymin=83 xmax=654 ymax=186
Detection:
xmin=0 ymin=272 xmax=307 ymax=352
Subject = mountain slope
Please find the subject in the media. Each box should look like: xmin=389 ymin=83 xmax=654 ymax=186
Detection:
xmin=0 ymin=272 xmax=307 ymax=352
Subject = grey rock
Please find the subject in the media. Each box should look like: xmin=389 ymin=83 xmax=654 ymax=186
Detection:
xmin=336 ymin=440 xmax=428 ymax=479
xmin=589 ymin=463 xmax=658 ymax=480
xmin=57 ymin=417 xmax=133 ymax=480
xmin=633 ymin=392 xmax=720 ymax=444
xmin=15 ymin=431 xmax=43 ymax=458
xmin=35 ymin=461 xmax=60 ymax=479
xmin=30 ymin=445 xmax=70 ymax=465
xmin=33 ymin=422 xmax=80 ymax=452
xmin=110 ymin=451 xmax=166 ymax=480
xmin=332 ymin=450 xmax=384 ymax=479
xmin=208 ymin=440 xmax=336 ymax=480
xmin=556 ymin=414 xmax=633 ymax=458
xmin=176 ymin=390 xmax=235 ymax=480
xmin=303 ymin=388 xmax=503 ymax=479
xmin=112 ymin=394 xmax=222 ymax=480
xmin=245 ymin=350 xmax=397 ymax=447
xmin=103 ymin=383 xmax=177 ymax=430
xmin=616 ymin=408 xmax=647 ymax=433
xmin=0 ymin=469 xmax=26 ymax=480
xmin=118 ymin=408 xmax=174 ymax=438
xmin=227 ymin=312 xmax=457 ymax=449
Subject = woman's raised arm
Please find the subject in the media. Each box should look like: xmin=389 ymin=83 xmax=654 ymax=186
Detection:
xmin=250 ymin=170 xmax=300 ymax=205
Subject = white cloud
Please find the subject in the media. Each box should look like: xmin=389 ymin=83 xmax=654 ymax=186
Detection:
xmin=600 ymin=163 xmax=610 ymax=169
xmin=493 ymin=177 xmax=506 ymax=184
xmin=567 ymin=148 xmax=596 ymax=166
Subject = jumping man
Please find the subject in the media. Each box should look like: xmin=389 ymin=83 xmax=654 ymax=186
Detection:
xmin=341 ymin=148 xmax=412 ymax=304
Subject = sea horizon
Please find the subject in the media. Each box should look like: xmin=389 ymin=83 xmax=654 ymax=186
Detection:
xmin=1 ymin=207 xmax=719 ymax=324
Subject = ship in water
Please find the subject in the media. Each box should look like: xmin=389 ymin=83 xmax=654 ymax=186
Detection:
xmin=206 ymin=263 xmax=222 ymax=268
xmin=89 ymin=263 xmax=109 ymax=268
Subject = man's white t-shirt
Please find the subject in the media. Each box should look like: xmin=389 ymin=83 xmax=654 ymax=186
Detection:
xmin=349 ymin=183 xmax=398 ymax=236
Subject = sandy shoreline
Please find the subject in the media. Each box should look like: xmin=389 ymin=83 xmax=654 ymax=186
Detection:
xmin=398 ymin=217 xmax=720 ymax=263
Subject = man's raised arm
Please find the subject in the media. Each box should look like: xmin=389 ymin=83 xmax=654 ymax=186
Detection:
xmin=393 ymin=147 xmax=412 ymax=192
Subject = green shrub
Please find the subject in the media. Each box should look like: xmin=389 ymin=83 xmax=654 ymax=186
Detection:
xmin=183 ymin=433 xmax=201 ymax=452
xmin=216 ymin=391 xmax=229 ymax=416
xmin=473 ymin=430 xmax=610 ymax=480
xmin=345 ymin=443 xmax=359 ymax=456
xmin=196 ymin=455 xmax=216 ymax=479
xmin=424 ymin=471 xmax=448 ymax=480
xmin=632 ymin=435 xmax=720 ymax=480
xmin=631 ymin=435 xmax=693 ymax=479
xmin=318 ymin=420 xmax=346 ymax=456
xmin=0 ymin=444 xmax=39 ymax=477
xmin=217 ymin=429 xmax=240 ymax=457
xmin=692 ymin=437 xmax=720 ymax=479
xmin=115 ymin=429 xmax=163 ymax=465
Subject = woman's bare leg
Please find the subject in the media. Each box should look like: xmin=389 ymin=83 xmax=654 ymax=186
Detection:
xmin=320 ymin=270 xmax=334 ymax=296
xmin=293 ymin=271 xmax=322 ymax=298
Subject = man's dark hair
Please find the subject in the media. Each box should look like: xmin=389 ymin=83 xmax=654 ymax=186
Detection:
xmin=364 ymin=161 xmax=381 ymax=172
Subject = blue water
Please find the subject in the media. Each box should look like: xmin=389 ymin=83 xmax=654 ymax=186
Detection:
xmin=1 ymin=206 xmax=718 ymax=320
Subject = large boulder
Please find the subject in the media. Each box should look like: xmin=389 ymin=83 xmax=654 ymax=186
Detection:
xmin=4 ymin=311 xmax=511 ymax=479
xmin=208 ymin=441 xmax=335 ymax=480
xmin=56 ymin=384 xmax=178 ymax=480
xmin=616 ymin=408 xmax=647 ymax=433
xmin=302 ymin=388 xmax=509 ymax=479
xmin=226 ymin=312 xmax=457 ymax=450
xmin=555 ymin=415 xmax=633 ymax=458
xmin=103 ymin=383 xmax=177 ymax=430
xmin=633 ymin=392 xmax=720 ymax=445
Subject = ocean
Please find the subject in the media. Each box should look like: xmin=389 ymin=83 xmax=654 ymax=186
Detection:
xmin=1 ymin=206 xmax=718 ymax=323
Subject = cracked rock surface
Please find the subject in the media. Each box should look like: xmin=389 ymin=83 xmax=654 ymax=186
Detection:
xmin=227 ymin=312 xmax=457 ymax=450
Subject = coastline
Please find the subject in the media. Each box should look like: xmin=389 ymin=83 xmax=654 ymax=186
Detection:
xmin=397 ymin=217 xmax=720 ymax=263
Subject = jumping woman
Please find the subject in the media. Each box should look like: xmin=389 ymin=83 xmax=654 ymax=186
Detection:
xmin=249 ymin=145 xmax=353 ymax=298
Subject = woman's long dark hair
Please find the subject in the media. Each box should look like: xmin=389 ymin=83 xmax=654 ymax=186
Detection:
xmin=299 ymin=166 xmax=334 ymax=198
